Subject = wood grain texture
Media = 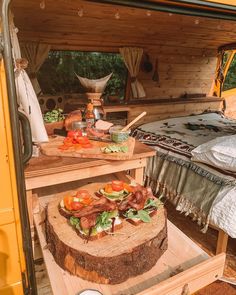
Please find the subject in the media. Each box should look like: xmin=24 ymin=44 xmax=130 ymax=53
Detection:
xmin=11 ymin=0 xmax=234 ymax=100
xmin=39 ymin=136 xmax=135 ymax=160
xmin=45 ymin=183 xmax=168 ymax=284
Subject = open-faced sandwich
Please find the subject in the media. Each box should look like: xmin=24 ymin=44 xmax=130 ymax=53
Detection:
xmin=97 ymin=180 xmax=133 ymax=201
xmin=59 ymin=189 xmax=94 ymax=218
xmin=118 ymin=185 xmax=163 ymax=225
xmin=69 ymin=197 xmax=122 ymax=241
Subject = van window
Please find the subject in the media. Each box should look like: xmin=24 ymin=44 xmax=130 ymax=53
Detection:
xmin=38 ymin=51 xmax=128 ymax=101
xmin=223 ymin=53 xmax=236 ymax=91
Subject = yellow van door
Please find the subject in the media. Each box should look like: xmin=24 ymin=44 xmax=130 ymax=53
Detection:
xmin=221 ymin=50 xmax=236 ymax=119
xmin=0 ymin=59 xmax=25 ymax=294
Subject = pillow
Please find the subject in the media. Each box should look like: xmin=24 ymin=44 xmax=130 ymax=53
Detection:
xmin=191 ymin=135 xmax=236 ymax=172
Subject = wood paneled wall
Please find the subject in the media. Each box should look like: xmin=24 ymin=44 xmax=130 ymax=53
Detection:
xmin=137 ymin=47 xmax=217 ymax=99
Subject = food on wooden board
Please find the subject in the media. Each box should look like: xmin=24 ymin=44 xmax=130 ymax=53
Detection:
xmin=101 ymin=144 xmax=128 ymax=154
xmin=69 ymin=197 xmax=122 ymax=241
xmin=64 ymin=109 xmax=82 ymax=131
xmin=59 ymin=189 xmax=94 ymax=218
xmin=58 ymin=133 xmax=93 ymax=150
xmin=119 ymin=186 xmax=163 ymax=225
xmin=97 ymin=180 xmax=132 ymax=200
xmin=98 ymin=181 xmax=163 ymax=225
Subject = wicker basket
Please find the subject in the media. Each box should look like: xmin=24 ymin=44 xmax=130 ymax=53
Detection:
xmin=44 ymin=121 xmax=64 ymax=136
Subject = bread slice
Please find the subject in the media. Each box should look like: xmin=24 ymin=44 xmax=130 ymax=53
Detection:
xmin=75 ymin=223 xmax=123 ymax=241
xmin=125 ymin=210 xmax=157 ymax=226
xmin=58 ymin=206 xmax=74 ymax=219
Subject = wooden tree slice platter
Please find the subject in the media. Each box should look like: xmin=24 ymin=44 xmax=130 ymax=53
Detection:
xmin=45 ymin=183 xmax=168 ymax=284
xmin=40 ymin=136 xmax=135 ymax=160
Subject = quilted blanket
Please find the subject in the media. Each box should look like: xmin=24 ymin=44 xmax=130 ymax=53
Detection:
xmin=132 ymin=112 xmax=236 ymax=237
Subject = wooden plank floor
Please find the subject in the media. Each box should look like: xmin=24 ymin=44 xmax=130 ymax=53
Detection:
xmin=34 ymin=201 xmax=236 ymax=295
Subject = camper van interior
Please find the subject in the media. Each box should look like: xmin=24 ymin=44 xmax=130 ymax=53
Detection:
xmin=3 ymin=0 xmax=236 ymax=294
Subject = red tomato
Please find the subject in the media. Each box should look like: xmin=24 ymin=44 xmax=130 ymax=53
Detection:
xmin=63 ymin=195 xmax=74 ymax=210
xmin=104 ymin=184 xmax=113 ymax=193
xmin=63 ymin=137 xmax=73 ymax=146
xmin=123 ymin=183 xmax=134 ymax=193
xmin=76 ymin=190 xmax=93 ymax=205
xmin=77 ymin=136 xmax=90 ymax=144
xmin=71 ymin=201 xmax=84 ymax=211
xmin=67 ymin=130 xmax=83 ymax=138
xmin=111 ymin=180 xmax=124 ymax=192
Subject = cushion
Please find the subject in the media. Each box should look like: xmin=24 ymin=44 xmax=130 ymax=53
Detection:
xmin=191 ymin=135 xmax=236 ymax=172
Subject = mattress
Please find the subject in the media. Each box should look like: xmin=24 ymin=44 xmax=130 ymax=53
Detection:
xmin=132 ymin=112 xmax=236 ymax=237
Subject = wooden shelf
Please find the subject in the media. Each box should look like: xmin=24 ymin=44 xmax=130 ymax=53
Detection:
xmin=32 ymin=174 xmax=225 ymax=295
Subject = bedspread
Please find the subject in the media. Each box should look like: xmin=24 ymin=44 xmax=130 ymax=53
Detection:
xmin=132 ymin=112 xmax=236 ymax=237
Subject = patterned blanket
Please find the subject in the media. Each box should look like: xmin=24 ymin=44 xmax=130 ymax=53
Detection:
xmin=132 ymin=112 xmax=236 ymax=237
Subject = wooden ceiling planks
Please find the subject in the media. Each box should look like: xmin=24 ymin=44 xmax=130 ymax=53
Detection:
xmin=11 ymin=0 xmax=236 ymax=51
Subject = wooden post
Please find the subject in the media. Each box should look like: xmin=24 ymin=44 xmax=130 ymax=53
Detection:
xmin=130 ymin=167 xmax=144 ymax=185
xmin=216 ymin=229 xmax=229 ymax=254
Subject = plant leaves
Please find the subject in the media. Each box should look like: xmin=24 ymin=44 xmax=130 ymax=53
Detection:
xmin=137 ymin=210 xmax=151 ymax=223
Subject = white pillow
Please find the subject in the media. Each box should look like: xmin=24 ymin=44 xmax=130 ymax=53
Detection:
xmin=191 ymin=135 xmax=236 ymax=172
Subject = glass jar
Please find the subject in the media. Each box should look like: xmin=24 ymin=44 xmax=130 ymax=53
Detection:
xmin=71 ymin=121 xmax=87 ymax=136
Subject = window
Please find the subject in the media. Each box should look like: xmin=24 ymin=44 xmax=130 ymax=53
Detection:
xmin=38 ymin=51 xmax=128 ymax=102
xmin=223 ymin=53 xmax=236 ymax=91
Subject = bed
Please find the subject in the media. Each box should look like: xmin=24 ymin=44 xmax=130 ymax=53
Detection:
xmin=132 ymin=112 xmax=236 ymax=239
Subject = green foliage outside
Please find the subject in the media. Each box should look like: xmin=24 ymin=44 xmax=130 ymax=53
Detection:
xmin=223 ymin=52 xmax=236 ymax=91
xmin=38 ymin=51 xmax=127 ymax=100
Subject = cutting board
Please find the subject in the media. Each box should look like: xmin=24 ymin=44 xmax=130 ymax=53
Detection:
xmin=40 ymin=136 xmax=135 ymax=160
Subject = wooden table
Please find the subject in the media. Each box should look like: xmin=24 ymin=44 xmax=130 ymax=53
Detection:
xmin=24 ymin=140 xmax=156 ymax=227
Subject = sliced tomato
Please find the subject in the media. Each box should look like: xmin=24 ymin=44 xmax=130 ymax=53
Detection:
xmin=76 ymin=190 xmax=93 ymax=205
xmin=111 ymin=180 xmax=124 ymax=192
xmin=67 ymin=130 xmax=82 ymax=138
xmin=104 ymin=184 xmax=113 ymax=193
xmin=64 ymin=137 xmax=73 ymax=144
xmin=63 ymin=195 xmax=74 ymax=210
xmin=123 ymin=183 xmax=134 ymax=193
xmin=71 ymin=201 xmax=84 ymax=211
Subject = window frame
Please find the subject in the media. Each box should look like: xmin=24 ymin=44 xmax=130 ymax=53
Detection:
xmin=38 ymin=49 xmax=130 ymax=102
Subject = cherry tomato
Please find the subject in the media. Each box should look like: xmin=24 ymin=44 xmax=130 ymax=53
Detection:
xmin=104 ymin=184 xmax=113 ymax=193
xmin=67 ymin=130 xmax=82 ymax=138
xmin=76 ymin=190 xmax=93 ymax=205
xmin=63 ymin=137 xmax=73 ymax=146
xmin=71 ymin=201 xmax=84 ymax=211
xmin=111 ymin=180 xmax=124 ymax=192
xmin=77 ymin=136 xmax=90 ymax=144
xmin=63 ymin=195 xmax=74 ymax=210
xmin=123 ymin=183 xmax=134 ymax=193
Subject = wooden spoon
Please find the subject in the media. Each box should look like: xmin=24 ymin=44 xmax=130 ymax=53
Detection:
xmin=121 ymin=112 xmax=147 ymax=131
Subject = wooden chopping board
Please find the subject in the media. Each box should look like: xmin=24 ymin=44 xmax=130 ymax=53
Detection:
xmin=40 ymin=136 xmax=135 ymax=160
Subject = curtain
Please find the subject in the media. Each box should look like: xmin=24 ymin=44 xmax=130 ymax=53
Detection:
xmin=119 ymin=47 xmax=146 ymax=98
xmin=10 ymin=14 xmax=48 ymax=143
xmin=21 ymin=42 xmax=50 ymax=95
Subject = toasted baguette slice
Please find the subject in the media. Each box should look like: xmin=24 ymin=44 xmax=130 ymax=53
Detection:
xmin=125 ymin=210 xmax=157 ymax=226
xmin=75 ymin=223 xmax=123 ymax=241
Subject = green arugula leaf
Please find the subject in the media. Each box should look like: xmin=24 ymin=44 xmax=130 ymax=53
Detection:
xmin=70 ymin=216 xmax=80 ymax=226
xmin=137 ymin=210 xmax=151 ymax=223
